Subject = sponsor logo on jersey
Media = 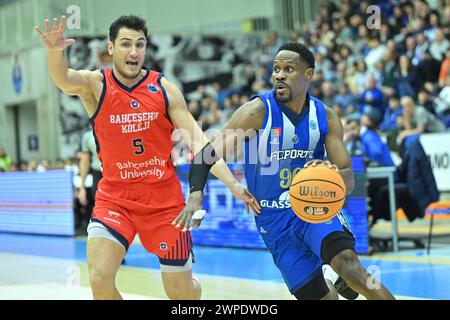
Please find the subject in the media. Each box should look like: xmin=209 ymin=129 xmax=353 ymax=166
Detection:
xmin=310 ymin=119 xmax=318 ymax=130
xmin=148 ymin=83 xmax=159 ymax=93
xmin=292 ymin=134 xmax=299 ymax=144
xmin=108 ymin=210 xmax=121 ymax=218
xmin=160 ymin=242 xmax=168 ymax=250
xmin=270 ymin=149 xmax=314 ymax=161
xmin=259 ymin=226 xmax=268 ymax=234
xmin=260 ymin=190 xmax=291 ymax=209
xmin=130 ymin=100 xmax=140 ymax=109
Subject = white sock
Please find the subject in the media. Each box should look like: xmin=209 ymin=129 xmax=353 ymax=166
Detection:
xmin=322 ymin=264 xmax=339 ymax=284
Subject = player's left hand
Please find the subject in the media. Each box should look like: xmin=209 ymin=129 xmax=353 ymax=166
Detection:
xmin=172 ymin=191 xmax=205 ymax=232
xmin=304 ymin=160 xmax=339 ymax=171
xmin=229 ymin=182 xmax=261 ymax=215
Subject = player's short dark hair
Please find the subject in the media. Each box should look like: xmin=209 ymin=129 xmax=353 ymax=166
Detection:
xmin=109 ymin=15 xmax=148 ymax=43
xmin=277 ymin=42 xmax=315 ymax=70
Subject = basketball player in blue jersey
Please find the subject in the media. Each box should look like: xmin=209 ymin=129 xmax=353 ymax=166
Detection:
xmin=176 ymin=42 xmax=395 ymax=300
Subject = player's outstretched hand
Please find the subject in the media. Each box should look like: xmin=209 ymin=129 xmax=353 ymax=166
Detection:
xmin=172 ymin=191 xmax=205 ymax=232
xmin=304 ymin=159 xmax=339 ymax=171
xmin=229 ymin=182 xmax=261 ymax=215
xmin=34 ymin=16 xmax=75 ymax=51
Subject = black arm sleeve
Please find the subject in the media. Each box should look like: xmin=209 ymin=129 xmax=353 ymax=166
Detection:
xmin=189 ymin=142 xmax=221 ymax=193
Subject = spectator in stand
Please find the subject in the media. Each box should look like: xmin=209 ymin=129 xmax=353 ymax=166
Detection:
xmin=417 ymin=87 xmax=437 ymax=115
xmin=424 ymin=12 xmax=441 ymax=42
xmin=435 ymin=75 xmax=450 ymax=120
xmin=381 ymin=95 xmax=403 ymax=133
xmin=429 ymin=29 xmax=449 ymax=62
xmin=416 ymin=51 xmax=442 ymax=86
xmin=389 ymin=5 xmax=408 ymax=34
xmin=354 ymin=60 xmax=370 ymax=93
xmin=395 ymin=55 xmax=418 ymax=98
xmin=412 ymin=32 xmax=429 ymax=66
xmin=28 ymin=160 xmax=38 ymax=172
xmin=381 ymin=49 xmax=398 ymax=96
xmin=343 ymin=108 xmax=393 ymax=167
xmin=187 ymin=100 xmax=201 ymax=121
xmin=355 ymin=25 xmax=371 ymax=57
xmin=321 ymin=81 xmax=335 ymax=107
xmin=397 ymin=96 xmax=446 ymax=148
xmin=251 ymin=65 xmax=271 ymax=94
xmin=8 ymin=163 xmax=19 ymax=172
xmin=359 ymin=74 xmax=385 ymax=116
xmin=36 ymin=160 xmax=49 ymax=172
xmin=188 ymin=84 xmax=208 ymax=102
xmin=19 ymin=160 xmax=28 ymax=172
xmin=0 ymin=147 xmax=12 ymax=172
xmin=314 ymin=51 xmax=334 ymax=81
xmin=403 ymin=35 xmax=417 ymax=61
xmin=380 ymin=23 xmax=393 ymax=44
xmin=211 ymin=82 xmax=228 ymax=108
xmin=334 ymin=83 xmax=357 ymax=114
xmin=439 ymin=50 xmax=450 ymax=87
xmin=365 ymin=37 xmax=387 ymax=70
xmin=218 ymin=97 xmax=236 ymax=126
xmin=444 ymin=5 xmax=450 ymax=34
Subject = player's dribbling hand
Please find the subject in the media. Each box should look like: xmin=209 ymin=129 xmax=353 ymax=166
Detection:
xmin=172 ymin=191 xmax=205 ymax=232
xmin=229 ymin=182 xmax=261 ymax=216
xmin=34 ymin=16 xmax=75 ymax=51
xmin=304 ymin=160 xmax=339 ymax=171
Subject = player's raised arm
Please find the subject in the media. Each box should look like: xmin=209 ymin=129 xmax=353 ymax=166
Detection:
xmin=35 ymin=16 xmax=95 ymax=99
xmin=323 ymin=107 xmax=355 ymax=195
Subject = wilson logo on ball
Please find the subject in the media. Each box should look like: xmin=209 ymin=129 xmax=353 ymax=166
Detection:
xmin=298 ymin=186 xmax=337 ymax=198
xmin=289 ymin=164 xmax=346 ymax=224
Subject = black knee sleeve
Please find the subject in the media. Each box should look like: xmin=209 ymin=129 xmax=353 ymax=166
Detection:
xmin=293 ymin=271 xmax=329 ymax=300
xmin=321 ymin=230 xmax=356 ymax=265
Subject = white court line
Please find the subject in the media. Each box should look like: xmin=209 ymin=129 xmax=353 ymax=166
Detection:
xmin=0 ymin=283 xmax=160 ymax=300
xmin=376 ymin=264 xmax=450 ymax=274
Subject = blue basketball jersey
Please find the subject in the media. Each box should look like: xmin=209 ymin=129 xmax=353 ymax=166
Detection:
xmin=244 ymin=89 xmax=328 ymax=211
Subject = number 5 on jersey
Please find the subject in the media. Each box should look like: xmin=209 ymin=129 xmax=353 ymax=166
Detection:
xmin=132 ymin=138 xmax=145 ymax=155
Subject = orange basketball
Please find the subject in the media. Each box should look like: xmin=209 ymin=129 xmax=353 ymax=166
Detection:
xmin=289 ymin=164 xmax=346 ymax=223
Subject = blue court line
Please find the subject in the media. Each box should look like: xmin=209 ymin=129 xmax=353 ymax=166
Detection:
xmin=1 ymin=233 xmax=449 ymax=299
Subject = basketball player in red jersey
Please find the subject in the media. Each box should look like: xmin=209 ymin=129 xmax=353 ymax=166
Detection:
xmin=35 ymin=15 xmax=260 ymax=300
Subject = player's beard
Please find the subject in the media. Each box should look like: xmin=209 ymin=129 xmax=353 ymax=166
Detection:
xmin=275 ymin=87 xmax=293 ymax=103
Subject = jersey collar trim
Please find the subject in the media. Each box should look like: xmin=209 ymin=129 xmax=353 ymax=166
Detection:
xmin=274 ymin=91 xmax=311 ymax=127
xmin=111 ymin=67 xmax=150 ymax=93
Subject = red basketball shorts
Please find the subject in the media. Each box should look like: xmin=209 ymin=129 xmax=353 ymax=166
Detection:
xmin=90 ymin=178 xmax=191 ymax=267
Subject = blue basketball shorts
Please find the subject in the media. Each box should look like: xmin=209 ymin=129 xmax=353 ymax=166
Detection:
xmin=254 ymin=208 xmax=355 ymax=293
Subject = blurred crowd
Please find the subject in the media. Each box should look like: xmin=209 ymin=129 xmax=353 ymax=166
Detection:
xmin=181 ymin=0 xmax=450 ymax=164
xmin=2 ymin=0 xmax=450 ymax=172
xmin=0 ymin=146 xmax=80 ymax=174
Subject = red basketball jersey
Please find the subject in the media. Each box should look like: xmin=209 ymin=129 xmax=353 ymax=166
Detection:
xmin=90 ymin=68 xmax=179 ymax=187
